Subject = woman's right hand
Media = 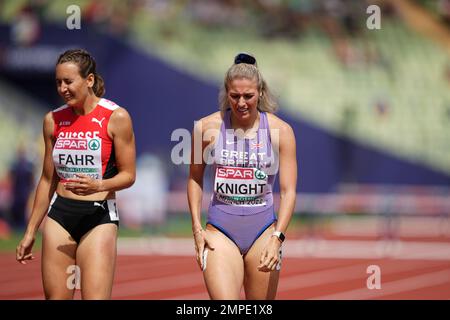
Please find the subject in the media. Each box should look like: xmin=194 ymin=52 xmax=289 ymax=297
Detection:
xmin=16 ymin=234 xmax=36 ymax=265
xmin=193 ymin=229 xmax=214 ymax=271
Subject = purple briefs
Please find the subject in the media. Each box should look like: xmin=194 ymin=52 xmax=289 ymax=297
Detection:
xmin=207 ymin=205 xmax=276 ymax=255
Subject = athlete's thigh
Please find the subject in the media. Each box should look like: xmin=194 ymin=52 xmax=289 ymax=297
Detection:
xmin=243 ymin=224 xmax=280 ymax=300
xmin=76 ymin=223 xmax=118 ymax=300
xmin=203 ymin=224 xmax=244 ymax=300
xmin=41 ymin=217 xmax=77 ymax=300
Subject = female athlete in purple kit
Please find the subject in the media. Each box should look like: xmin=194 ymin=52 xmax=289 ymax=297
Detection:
xmin=188 ymin=53 xmax=297 ymax=299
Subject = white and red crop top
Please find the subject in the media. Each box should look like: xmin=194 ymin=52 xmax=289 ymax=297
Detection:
xmin=52 ymin=98 xmax=119 ymax=182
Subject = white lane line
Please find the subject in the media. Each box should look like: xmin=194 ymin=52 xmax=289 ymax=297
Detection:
xmin=167 ymin=260 xmax=443 ymax=299
xmin=118 ymin=238 xmax=450 ymax=261
xmin=311 ymin=269 xmax=450 ymax=300
xmin=118 ymin=238 xmax=195 ymax=256
xmin=284 ymin=240 xmax=450 ymax=260
xmin=277 ymin=261 xmax=432 ymax=292
xmin=17 ymin=271 xmax=204 ymax=300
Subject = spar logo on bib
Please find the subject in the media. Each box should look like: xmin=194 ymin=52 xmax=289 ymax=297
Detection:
xmin=88 ymin=139 xmax=100 ymax=151
xmin=255 ymin=170 xmax=267 ymax=180
xmin=216 ymin=167 xmax=254 ymax=179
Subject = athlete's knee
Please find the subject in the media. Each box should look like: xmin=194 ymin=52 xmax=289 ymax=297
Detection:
xmin=80 ymin=275 xmax=113 ymax=300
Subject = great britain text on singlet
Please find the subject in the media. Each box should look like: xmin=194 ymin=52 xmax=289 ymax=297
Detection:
xmin=170 ymin=124 xmax=280 ymax=167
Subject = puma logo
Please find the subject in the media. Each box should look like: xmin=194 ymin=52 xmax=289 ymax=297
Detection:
xmin=94 ymin=201 xmax=106 ymax=210
xmin=92 ymin=117 xmax=105 ymax=128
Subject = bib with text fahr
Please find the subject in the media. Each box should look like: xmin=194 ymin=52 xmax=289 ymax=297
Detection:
xmin=53 ymin=130 xmax=102 ymax=182
xmin=214 ymin=166 xmax=268 ymax=207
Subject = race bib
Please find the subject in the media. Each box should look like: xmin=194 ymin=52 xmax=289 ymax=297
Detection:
xmin=214 ymin=166 xmax=268 ymax=206
xmin=53 ymin=134 xmax=102 ymax=181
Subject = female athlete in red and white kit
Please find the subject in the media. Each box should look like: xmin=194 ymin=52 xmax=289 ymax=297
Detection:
xmin=16 ymin=49 xmax=136 ymax=299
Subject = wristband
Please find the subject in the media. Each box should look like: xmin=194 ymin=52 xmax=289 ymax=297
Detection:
xmin=272 ymin=231 xmax=285 ymax=243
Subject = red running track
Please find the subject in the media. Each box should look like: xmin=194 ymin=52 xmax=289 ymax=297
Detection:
xmin=1 ymin=252 xmax=449 ymax=300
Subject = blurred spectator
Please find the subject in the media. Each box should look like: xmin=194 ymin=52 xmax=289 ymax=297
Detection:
xmin=0 ymin=177 xmax=12 ymax=239
xmin=108 ymin=0 xmax=142 ymax=37
xmin=377 ymin=190 xmax=400 ymax=253
xmin=438 ymin=0 xmax=450 ymax=26
xmin=10 ymin=4 xmax=41 ymax=46
xmin=321 ymin=0 xmax=364 ymax=37
xmin=84 ymin=0 xmax=112 ymax=31
xmin=8 ymin=146 xmax=35 ymax=230
xmin=84 ymin=0 xmax=141 ymax=37
xmin=186 ymin=0 xmax=248 ymax=29
xmin=338 ymin=103 xmax=357 ymax=183
xmin=374 ymin=96 xmax=390 ymax=119
xmin=0 ymin=218 xmax=11 ymax=239
xmin=416 ymin=0 xmax=450 ymax=26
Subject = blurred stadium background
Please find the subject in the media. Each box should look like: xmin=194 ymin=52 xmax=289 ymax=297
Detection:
xmin=0 ymin=0 xmax=449 ymax=300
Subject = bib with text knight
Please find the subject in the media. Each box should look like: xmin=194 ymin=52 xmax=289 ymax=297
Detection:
xmin=214 ymin=166 xmax=268 ymax=206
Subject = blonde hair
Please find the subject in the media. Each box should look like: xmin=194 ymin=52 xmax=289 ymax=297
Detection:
xmin=219 ymin=59 xmax=278 ymax=113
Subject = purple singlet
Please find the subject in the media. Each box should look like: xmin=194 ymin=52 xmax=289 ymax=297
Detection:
xmin=207 ymin=109 xmax=279 ymax=254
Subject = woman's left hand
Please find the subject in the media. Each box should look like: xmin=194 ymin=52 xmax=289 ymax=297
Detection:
xmin=257 ymin=236 xmax=282 ymax=272
xmin=64 ymin=174 xmax=103 ymax=195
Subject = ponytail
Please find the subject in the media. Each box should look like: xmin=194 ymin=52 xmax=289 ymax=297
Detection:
xmin=93 ymin=73 xmax=105 ymax=97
